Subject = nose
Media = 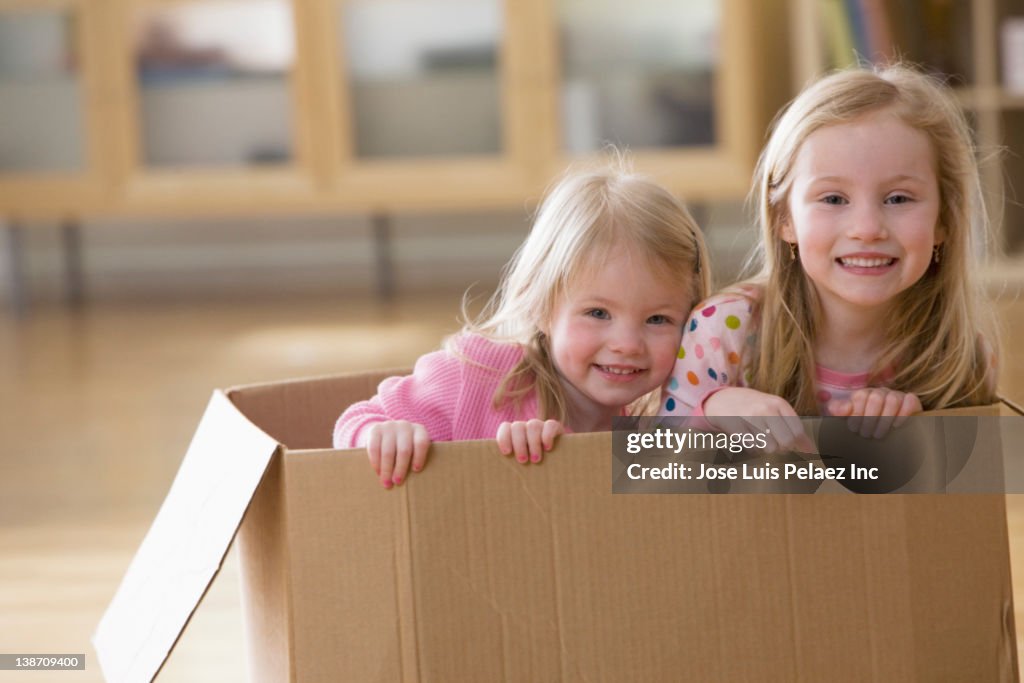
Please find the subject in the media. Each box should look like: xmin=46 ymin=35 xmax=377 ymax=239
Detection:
xmin=608 ymin=323 xmax=645 ymax=356
xmin=847 ymin=203 xmax=888 ymax=241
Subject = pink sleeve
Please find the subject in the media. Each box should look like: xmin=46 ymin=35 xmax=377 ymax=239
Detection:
xmin=659 ymin=296 xmax=755 ymax=420
xmin=332 ymin=349 xmax=461 ymax=448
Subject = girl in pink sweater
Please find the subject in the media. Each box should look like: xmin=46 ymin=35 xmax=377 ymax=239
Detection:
xmin=334 ymin=160 xmax=711 ymax=488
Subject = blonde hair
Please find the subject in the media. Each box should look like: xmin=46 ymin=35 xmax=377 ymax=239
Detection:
xmin=745 ymin=63 xmax=998 ymax=413
xmin=458 ymin=158 xmax=711 ymax=421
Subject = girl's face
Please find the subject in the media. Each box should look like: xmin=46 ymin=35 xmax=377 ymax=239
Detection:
xmin=545 ymin=248 xmax=692 ymax=428
xmin=783 ymin=109 xmax=942 ymax=319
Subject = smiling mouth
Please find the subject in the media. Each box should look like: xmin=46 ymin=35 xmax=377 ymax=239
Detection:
xmin=596 ymin=365 xmax=644 ymax=375
xmin=837 ymin=257 xmax=896 ymax=267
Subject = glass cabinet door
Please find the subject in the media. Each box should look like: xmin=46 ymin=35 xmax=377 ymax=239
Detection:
xmin=0 ymin=0 xmax=772 ymax=215
xmin=132 ymin=0 xmax=296 ymax=168
xmin=337 ymin=0 xmax=504 ymax=159
xmin=556 ymin=0 xmax=718 ymax=153
xmin=0 ymin=7 xmax=86 ymax=173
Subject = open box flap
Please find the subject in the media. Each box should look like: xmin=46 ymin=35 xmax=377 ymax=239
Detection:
xmin=93 ymin=390 xmax=279 ymax=683
xmin=999 ymin=396 xmax=1024 ymax=416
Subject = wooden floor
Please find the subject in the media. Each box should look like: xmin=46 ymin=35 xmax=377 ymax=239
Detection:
xmin=1 ymin=291 xmax=1023 ymax=681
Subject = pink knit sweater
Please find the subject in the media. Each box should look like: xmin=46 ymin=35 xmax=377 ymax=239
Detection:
xmin=333 ymin=334 xmax=539 ymax=448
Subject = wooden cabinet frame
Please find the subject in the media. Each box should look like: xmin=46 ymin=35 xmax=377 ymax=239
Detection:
xmin=0 ymin=0 xmax=780 ymax=219
xmin=0 ymin=0 xmax=108 ymax=218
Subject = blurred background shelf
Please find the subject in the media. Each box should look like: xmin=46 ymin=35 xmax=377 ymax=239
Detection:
xmin=790 ymin=0 xmax=1024 ymax=253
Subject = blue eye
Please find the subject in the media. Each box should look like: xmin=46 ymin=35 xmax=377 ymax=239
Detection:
xmin=885 ymin=194 xmax=912 ymax=204
xmin=822 ymin=194 xmax=847 ymax=205
xmin=587 ymin=308 xmax=610 ymax=320
xmin=647 ymin=314 xmax=671 ymax=325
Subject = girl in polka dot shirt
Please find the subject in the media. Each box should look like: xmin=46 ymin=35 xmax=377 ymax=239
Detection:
xmin=661 ymin=65 xmax=998 ymax=446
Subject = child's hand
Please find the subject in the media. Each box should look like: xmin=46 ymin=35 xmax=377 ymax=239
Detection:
xmin=366 ymin=420 xmax=431 ymax=489
xmin=826 ymin=389 xmax=922 ymax=439
xmin=496 ymin=419 xmax=564 ymax=464
xmin=704 ymin=388 xmax=815 ymax=453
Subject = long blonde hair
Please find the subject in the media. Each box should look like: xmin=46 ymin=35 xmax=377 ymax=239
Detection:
xmin=745 ymin=63 xmax=998 ymax=413
xmin=459 ymin=158 xmax=711 ymax=421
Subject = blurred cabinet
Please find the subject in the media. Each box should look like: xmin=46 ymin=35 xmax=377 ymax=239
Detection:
xmin=0 ymin=0 xmax=106 ymax=214
xmin=790 ymin=0 xmax=1024 ymax=253
xmin=132 ymin=1 xmax=296 ymax=168
xmin=0 ymin=0 xmax=787 ymax=219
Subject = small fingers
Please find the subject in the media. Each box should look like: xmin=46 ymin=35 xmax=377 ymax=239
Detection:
xmin=510 ymin=423 xmax=530 ymax=464
xmin=846 ymin=391 xmax=867 ymax=434
xmin=826 ymin=399 xmax=853 ymax=418
xmin=411 ymin=423 xmax=430 ymax=474
xmin=759 ymin=427 xmax=782 ymax=454
xmin=764 ymin=415 xmax=805 ymax=453
xmin=755 ymin=400 xmax=802 ymax=453
xmin=392 ymin=427 xmax=415 ymax=486
xmin=526 ymin=419 xmax=545 ymax=463
xmin=496 ymin=422 xmax=513 ymax=456
xmin=501 ymin=420 xmax=562 ymax=464
xmin=846 ymin=390 xmax=918 ymax=439
xmin=366 ymin=426 xmax=383 ymax=476
xmin=541 ymin=420 xmax=564 ymax=452
xmin=870 ymin=391 xmax=905 ymax=439
xmin=378 ymin=428 xmax=397 ymax=489
xmin=859 ymin=390 xmax=887 ymax=437
xmin=845 ymin=390 xmax=878 ymax=437
xmin=894 ymin=393 xmax=922 ymax=428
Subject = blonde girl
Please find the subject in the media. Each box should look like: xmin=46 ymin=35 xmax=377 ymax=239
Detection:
xmin=661 ymin=64 xmax=998 ymax=446
xmin=335 ymin=159 xmax=711 ymax=488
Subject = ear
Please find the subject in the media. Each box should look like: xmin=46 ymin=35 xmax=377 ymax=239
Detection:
xmin=934 ymin=223 xmax=946 ymax=245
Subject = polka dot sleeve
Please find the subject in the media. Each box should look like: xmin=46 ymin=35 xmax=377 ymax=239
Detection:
xmin=659 ymin=293 xmax=757 ymax=418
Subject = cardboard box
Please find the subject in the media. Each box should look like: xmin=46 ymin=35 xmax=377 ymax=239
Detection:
xmin=95 ymin=370 xmax=1021 ymax=682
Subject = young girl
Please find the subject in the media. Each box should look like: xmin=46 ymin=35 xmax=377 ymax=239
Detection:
xmin=334 ymin=161 xmax=711 ymax=488
xmin=661 ymin=64 xmax=998 ymax=446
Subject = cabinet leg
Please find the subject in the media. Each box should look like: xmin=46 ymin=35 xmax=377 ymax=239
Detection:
xmin=4 ymin=220 xmax=28 ymax=318
xmin=61 ymin=219 xmax=85 ymax=308
xmin=371 ymin=212 xmax=395 ymax=301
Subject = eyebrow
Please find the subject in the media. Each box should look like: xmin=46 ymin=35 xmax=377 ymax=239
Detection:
xmin=811 ymin=173 xmax=928 ymax=184
xmin=581 ymin=297 xmax=684 ymax=311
